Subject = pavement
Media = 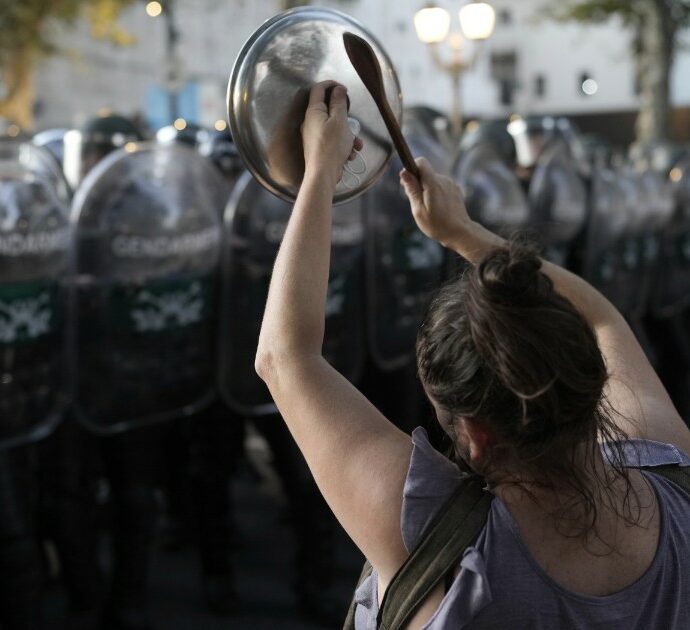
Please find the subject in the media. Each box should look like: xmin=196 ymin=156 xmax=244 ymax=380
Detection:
xmin=44 ymin=428 xmax=364 ymax=630
xmin=146 ymin=462 xmax=364 ymax=630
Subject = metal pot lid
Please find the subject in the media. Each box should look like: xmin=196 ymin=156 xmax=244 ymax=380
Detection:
xmin=228 ymin=7 xmax=402 ymax=205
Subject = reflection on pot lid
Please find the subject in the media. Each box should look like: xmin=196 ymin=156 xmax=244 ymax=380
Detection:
xmin=228 ymin=7 xmax=402 ymax=205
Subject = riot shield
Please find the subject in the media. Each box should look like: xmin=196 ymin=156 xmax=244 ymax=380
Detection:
xmin=635 ymin=169 xmax=675 ymax=312
xmin=0 ymin=139 xmax=72 ymax=449
xmin=219 ymin=172 xmax=365 ymax=416
xmin=454 ymin=142 xmax=530 ymax=236
xmin=527 ymin=139 xmax=588 ymax=266
xmin=199 ymin=129 xmax=246 ymax=206
xmin=63 ymin=114 xmax=143 ymax=190
xmin=554 ymin=118 xmax=592 ymax=180
xmin=581 ymin=167 xmax=629 ymax=309
xmin=71 ymin=143 xmax=224 ymax=434
xmin=607 ymin=171 xmax=650 ymax=316
xmin=32 ymin=129 xmax=69 ymax=176
xmin=362 ymin=131 xmax=447 ymax=371
xmin=403 ymin=107 xmax=453 ymax=164
xmin=654 ymin=156 xmax=690 ymax=314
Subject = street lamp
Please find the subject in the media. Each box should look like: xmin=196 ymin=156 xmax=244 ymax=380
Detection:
xmin=458 ymin=2 xmax=496 ymax=40
xmin=414 ymin=6 xmax=451 ymax=43
xmin=145 ymin=1 xmax=163 ymax=17
xmin=414 ymin=1 xmax=496 ymax=137
xmin=144 ymin=0 xmax=182 ymax=121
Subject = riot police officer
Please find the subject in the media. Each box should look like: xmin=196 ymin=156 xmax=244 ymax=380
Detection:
xmin=357 ymin=111 xmax=449 ymax=435
xmin=37 ymin=113 xmax=153 ymax=630
xmin=69 ymin=115 xmax=224 ymax=629
xmin=153 ymin=123 xmax=243 ymax=615
xmin=0 ymin=133 xmax=72 ymax=628
xmin=219 ymin=169 xmax=365 ymax=623
xmin=506 ymin=116 xmax=588 ymax=268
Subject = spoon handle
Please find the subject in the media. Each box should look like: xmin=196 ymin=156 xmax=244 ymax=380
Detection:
xmin=342 ymin=32 xmax=420 ymax=179
xmin=378 ymin=97 xmax=420 ymax=178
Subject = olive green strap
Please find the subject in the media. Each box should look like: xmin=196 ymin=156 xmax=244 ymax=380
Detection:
xmin=378 ymin=476 xmax=491 ymax=630
xmin=343 ymin=476 xmax=490 ymax=630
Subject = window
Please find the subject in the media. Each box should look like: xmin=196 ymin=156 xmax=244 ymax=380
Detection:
xmin=535 ymin=74 xmax=546 ymax=98
xmin=499 ymin=80 xmax=514 ymax=106
xmin=491 ymin=52 xmax=518 ymax=107
xmin=634 ymin=72 xmax=642 ymax=95
xmin=498 ymin=9 xmax=512 ymax=25
xmin=579 ymin=72 xmax=598 ymax=96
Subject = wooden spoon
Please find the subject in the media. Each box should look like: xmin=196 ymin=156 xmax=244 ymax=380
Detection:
xmin=343 ymin=31 xmax=420 ymax=179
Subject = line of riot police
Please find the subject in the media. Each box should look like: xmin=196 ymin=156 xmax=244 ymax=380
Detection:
xmin=2 ymin=106 xmax=690 ymax=629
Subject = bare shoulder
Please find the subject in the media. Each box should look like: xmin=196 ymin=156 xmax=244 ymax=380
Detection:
xmin=596 ymin=313 xmax=690 ymax=455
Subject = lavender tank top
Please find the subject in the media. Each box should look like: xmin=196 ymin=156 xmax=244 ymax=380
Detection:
xmin=354 ymin=428 xmax=690 ymax=629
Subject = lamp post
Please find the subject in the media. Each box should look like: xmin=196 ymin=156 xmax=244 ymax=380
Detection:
xmin=145 ymin=0 xmax=182 ymax=122
xmin=414 ymin=2 xmax=496 ymax=137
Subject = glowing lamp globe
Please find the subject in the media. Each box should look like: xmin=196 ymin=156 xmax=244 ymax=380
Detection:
xmin=459 ymin=2 xmax=496 ymax=41
xmin=414 ymin=6 xmax=451 ymax=44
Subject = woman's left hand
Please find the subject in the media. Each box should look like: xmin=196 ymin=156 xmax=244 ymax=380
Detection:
xmin=302 ymin=81 xmax=364 ymax=188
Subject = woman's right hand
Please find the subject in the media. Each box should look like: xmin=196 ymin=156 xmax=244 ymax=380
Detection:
xmin=400 ymin=157 xmax=472 ymax=248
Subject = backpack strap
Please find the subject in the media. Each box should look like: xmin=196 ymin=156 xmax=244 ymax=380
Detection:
xmin=378 ymin=475 xmax=491 ymax=630
xmin=342 ymin=474 xmax=491 ymax=630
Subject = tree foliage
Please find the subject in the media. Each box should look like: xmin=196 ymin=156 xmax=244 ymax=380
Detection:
xmin=0 ymin=0 xmax=134 ymax=128
xmin=281 ymin=0 xmax=310 ymax=9
xmin=546 ymin=0 xmax=690 ymax=25
xmin=545 ymin=0 xmax=690 ymax=143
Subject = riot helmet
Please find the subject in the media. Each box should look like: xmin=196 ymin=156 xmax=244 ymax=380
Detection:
xmin=460 ymin=119 xmax=516 ymax=166
xmin=199 ymin=127 xmax=245 ymax=188
xmin=507 ymin=115 xmax=556 ymax=170
xmin=32 ymin=128 xmax=70 ymax=172
xmin=156 ymin=121 xmax=211 ymax=148
xmin=63 ymin=113 xmax=143 ymax=190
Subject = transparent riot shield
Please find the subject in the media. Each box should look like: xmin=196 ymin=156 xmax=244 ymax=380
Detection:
xmin=404 ymin=107 xmax=453 ymax=157
xmin=554 ymin=118 xmax=592 ymax=180
xmin=0 ymin=139 xmax=72 ymax=449
xmin=219 ymin=172 xmax=365 ymax=417
xmin=528 ymin=139 xmax=588 ymax=266
xmin=581 ymin=168 xmax=629 ymax=309
xmin=609 ymin=170 xmax=657 ymax=317
xmin=32 ymin=129 xmax=69 ymax=177
xmin=199 ymin=129 xmax=245 ymax=202
xmin=635 ymin=169 xmax=675 ymax=313
xmin=653 ymin=156 xmax=690 ymax=315
xmin=363 ymin=134 xmax=447 ymax=372
xmin=454 ymin=142 xmax=530 ymax=236
xmin=71 ymin=143 xmax=224 ymax=434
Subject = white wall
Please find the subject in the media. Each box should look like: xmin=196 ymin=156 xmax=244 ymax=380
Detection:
xmin=32 ymin=0 xmax=690 ymax=130
xmin=36 ymin=0 xmax=280 ymax=128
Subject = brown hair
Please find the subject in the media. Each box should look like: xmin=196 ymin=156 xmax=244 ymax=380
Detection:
xmin=417 ymin=235 xmax=635 ymax=540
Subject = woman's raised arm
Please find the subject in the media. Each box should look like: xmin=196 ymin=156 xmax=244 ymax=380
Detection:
xmin=401 ymin=157 xmax=690 ymax=455
xmin=255 ymin=82 xmax=411 ymax=583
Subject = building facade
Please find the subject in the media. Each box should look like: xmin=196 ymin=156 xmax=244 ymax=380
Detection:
xmin=33 ymin=0 xmax=690 ymax=143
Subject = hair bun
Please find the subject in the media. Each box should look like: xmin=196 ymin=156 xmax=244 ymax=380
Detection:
xmin=475 ymin=237 xmax=547 ymax=304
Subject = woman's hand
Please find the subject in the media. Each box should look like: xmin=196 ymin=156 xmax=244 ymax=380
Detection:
xmin=302 ymin=81 xmax=363 ymax=189
xmin=400 ymin=157 xmax=472 ymax=248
